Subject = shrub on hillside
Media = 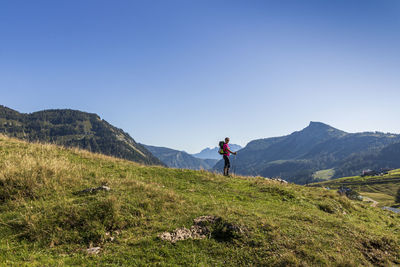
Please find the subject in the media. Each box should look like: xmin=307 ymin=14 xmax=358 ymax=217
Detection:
xmin=10 ymin=195 xmax=126 ymax=246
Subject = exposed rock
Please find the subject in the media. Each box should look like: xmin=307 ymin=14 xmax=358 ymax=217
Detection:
xmin=337 ymin=186 xmax=362 ymax=200
xmin=86 ymin=247 xmax=101 ymax=255
xmin=193 ymin=215 xmax=220 ymax=226
xmin=159 ymin=228 xmax=194 ymax=243
xmin=105 ymin=232 xmax=116 ymax=242
xmin=265 ymin=177 xmax=288 ymax=184
xmin=74 ymin=185 xmax=111 ymax=195
xmin=190 ymin=224 xmax=210 ymax=238
xmin=159 ymin=215 xmax=244 ymax=243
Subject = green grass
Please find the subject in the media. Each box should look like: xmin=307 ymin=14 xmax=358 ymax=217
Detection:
xmin=0 ymin=135 xmax=399 ymax=266
xmin=360 ymin=192 xmax=394 ymax=208
xmin=312 ymin=169 xmax=335 ymax=181
xmin=310 ymin=170 xmax=400 ymax=207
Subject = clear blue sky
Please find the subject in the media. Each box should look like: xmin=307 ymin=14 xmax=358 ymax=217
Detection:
xmin=1 ymin=0 xmax=399 ymax=153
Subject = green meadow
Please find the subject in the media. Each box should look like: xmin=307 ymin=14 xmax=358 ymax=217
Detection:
xmin=311 ymin=170 xmax=400 ymax=208
xmin=0 ymin=135 xmax=399 ymax=266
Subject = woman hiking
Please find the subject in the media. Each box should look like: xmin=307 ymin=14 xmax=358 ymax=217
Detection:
xmin=222 ymin=137 xmax=237 ymax=176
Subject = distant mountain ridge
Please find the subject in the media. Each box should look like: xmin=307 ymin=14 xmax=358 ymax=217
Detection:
xmin=214 ymin=122 xmax=400 ymax=184
xmin=0 ymin=105 xmax=163 ymax=166
xmin=143 ymin=144 xmax=218 ymax=170
xmin=192 ymin=144 xmax=242 ymax=160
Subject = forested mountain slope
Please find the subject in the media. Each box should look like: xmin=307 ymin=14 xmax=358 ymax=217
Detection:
xmin=0 ymin=105 xmax=163 ymax=166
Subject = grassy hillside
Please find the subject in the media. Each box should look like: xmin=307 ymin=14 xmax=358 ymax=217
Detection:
xmin=0 ymin=135 xmax=399 ymax=266
xmin=309 ymin=170 xmax=400 ymax=207
xmin=312 ymin=169 xmax=335 ymax=181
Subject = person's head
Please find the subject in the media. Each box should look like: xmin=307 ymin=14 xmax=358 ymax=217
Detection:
xmin=225 ymin=137 xmax=230 ymax=143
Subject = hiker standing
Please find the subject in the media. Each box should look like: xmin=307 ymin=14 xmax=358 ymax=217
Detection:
xmin=222 ymin=137 xmax=237 ymax=176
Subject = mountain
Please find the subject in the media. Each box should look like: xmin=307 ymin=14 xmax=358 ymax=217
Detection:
xmin=214 ymin=122 xmax=400 ymax=184
xmin=334 ymin=142 xmax=400 ymax=178
xmin=143 ymin=144 xmax=218 ymax=170
xmin=192 ymin=144 xmax=242 ymax=160
xmin=0 ymin=105 xmax=163 ymax=166
xmin=1 ymin=135 xmax=399 ymax=265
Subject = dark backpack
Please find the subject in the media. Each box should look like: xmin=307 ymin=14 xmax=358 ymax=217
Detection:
xmin=218 ymin=141 xmax=225 ymax=155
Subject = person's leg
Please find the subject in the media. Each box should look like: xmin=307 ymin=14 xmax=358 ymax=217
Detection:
xmin=226 ymin=156 xmax=230 ymax=176
xmin=223 ymin=155 xmax=229 ymax=176
xmin=223 ymin=155 xmax=230 ymax=176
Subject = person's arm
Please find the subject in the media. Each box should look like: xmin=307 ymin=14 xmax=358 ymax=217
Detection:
xmin=228 ymin=149 xmax=237 ymax=155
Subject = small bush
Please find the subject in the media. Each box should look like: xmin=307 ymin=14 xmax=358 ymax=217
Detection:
xmin=0 ymin=176 xmax=38 ymax=202
xmin=11 ymin=195 xmax=125 ymax=246
xmin=211 ymin=219 xmax=244 ymax=242
xmin=194 ymin=216 xmax=245 ymax=242
xmin=396 ymin=187 xmax=400 ymax=203
xmin=318 ymin=203 xmax=336 ymax=214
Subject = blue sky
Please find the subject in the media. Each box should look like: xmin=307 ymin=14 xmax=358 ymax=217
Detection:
xmin=1 ymin=0 xmax=399 ymax=153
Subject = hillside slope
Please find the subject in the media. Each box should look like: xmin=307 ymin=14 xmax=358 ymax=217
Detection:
xmin=309 ymin=169 xmax=400 ymax=207
xmin=143 ymin=144 xmax=218 ymax=170
xmin=0 ymin=135 xmax=399 ymax=266
xmin=214 ymin=122 xmax=400 ymax=184
xmin=334 ymin=142 xmax=400 ymax=178
xmin=0 ymin=105 xmax=163 ymax=166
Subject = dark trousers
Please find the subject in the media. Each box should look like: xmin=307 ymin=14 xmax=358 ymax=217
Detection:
xmin=223 ymin=155 xmax=230 ymax=175
xmin=223 ymin=155 xmax=230 ymax=168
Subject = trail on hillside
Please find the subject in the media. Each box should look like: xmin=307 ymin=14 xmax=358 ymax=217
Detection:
xmin=362 ymin=196 xmax=378 ymax=207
